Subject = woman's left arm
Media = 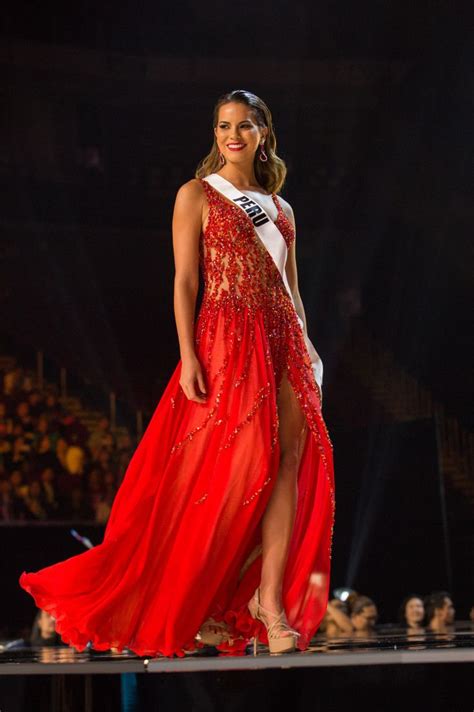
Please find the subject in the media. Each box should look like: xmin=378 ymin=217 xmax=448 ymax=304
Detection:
xmin=282 ymin=201 xmax=309 ymax=335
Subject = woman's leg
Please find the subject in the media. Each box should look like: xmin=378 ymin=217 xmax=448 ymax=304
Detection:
xmin=202 ymin=371 xmax=307 ymax=641
xmin=258 ymin=369 xmax=308 ymax=622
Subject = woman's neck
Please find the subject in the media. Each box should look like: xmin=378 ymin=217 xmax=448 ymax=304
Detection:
xmin=216 ymin=166 xmax=259 ymax=190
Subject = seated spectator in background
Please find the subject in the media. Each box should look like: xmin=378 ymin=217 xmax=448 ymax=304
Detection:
xmin=0 ymin=434 xmax=12 ymax=472
xmin=64 ymin=433 xmax=86 ymax=476
xmin=8 ymin=469 xmax=29 ymax=518
xmin=95 ymin=495 xmax=112 ymax=524
xmin=86 ymin=468 xmax=105 ymax=516
xmin=24 ymin=480 xmax=48 ymax=520
xmin=398 ymin=594 xmax=425 ymax=631
xmin=33 ymin=435 xmax=62 ymax=473
xmin=21 ymin=368 xmax=36 ymax=394
xmin=0 ymin=400 xmax=13 ymax=437
xmin=30 ymin=610 xmax=63 ymax=647
xmin=349 ymin=595 xmax=379 ymax=635
xmin=39 ymin=467 xmax=61 ymax=519
xmin=55 ymin=436 xmax=69 ymax=471
xmin=62 ymin=486 xmax=95 ymax=521
xmin=117 ymin=431 xmax=134 ymax=455
xmin=34 ymin=414 xmax=49 ymax=439
xmin=12 ymin=401 xmax=35 ymax=437
xmin=59 ymin=412 xmax=89 ymax=448
xmin=95 ymin=446 xmax=113 ymax=475
xmin=424 ymin=591 xmax=455 ymax=633
xmin=26 ymin=389 xmax=45 ymax=419
xmin=43 ymin=391 xmax=63 ymax=424
xmin=88 ymin=417 xmax=116 ymax=460
xmin=3 ymin=366 xmax=24 ymax=397
xmin=318 ymin=598 xmax=354 ymax=638
xmin=95 ymin=470 xmax=118 ymax=524
xmin=35 ymin=414 xmax=60 ymax=451
xmin=4 ymin=435 xmax=31 ymax=472
xmin=0 ymin=479 xmax=13 ymax=520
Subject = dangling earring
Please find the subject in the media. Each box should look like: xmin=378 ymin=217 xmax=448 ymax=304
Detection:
xmin=219 ymin=151 xmax=225 ymax=165
xmin=259 ymin=142 xmax=268 ymax=162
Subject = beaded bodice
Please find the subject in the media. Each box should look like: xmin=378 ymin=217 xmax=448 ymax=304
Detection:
xmin=198 ymin=178 xmax=295 ymax=312
xmin=194 ymin=177 xmax=309 ymax=396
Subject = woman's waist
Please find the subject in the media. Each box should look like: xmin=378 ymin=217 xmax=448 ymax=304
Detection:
xmin=200 ymin=286 xmax=293 ymax=313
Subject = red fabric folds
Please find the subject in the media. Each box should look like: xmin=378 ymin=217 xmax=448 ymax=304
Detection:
xmin=19 ymin=180 xmax=335 ymax=658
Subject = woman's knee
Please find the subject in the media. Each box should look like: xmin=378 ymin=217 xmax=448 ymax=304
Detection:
xmin=278 ymin=446 xmax=301 ymax=479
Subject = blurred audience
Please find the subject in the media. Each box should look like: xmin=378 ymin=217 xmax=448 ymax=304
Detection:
xmin=315 ymin=589 xmax=464 ymax=643
xmin=0 ymin=363 xmax=135 ymax=524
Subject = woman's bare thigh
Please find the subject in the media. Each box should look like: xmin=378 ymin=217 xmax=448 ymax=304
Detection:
xmin=276 ymin=369 xmax=308 ymax=467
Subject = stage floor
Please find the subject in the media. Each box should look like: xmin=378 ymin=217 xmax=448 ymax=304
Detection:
xmin=1 ymin=622 xmax=473 ymax=675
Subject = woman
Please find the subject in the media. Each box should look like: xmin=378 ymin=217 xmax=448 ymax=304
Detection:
xmin=19 ymin=89 xmax=335 ymax=658
xmin=398 ymin=594 xmax=425 ymax=631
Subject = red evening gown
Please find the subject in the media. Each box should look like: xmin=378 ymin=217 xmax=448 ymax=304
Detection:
xmin=19 ymin=177 xmax=335 ymax=658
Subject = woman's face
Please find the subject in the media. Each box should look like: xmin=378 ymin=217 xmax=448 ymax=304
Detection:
xmin=214 ymin=102 xmax=267 ymax=167
xmin=405 ymin=597 xmax=424 ymax=625
xmin=351 ymin=604 xmax=378 ymax=631
xmin=39 ymin=610 xmax=56 ymax=635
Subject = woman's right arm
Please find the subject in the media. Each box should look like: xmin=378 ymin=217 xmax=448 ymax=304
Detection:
xmin=171 ymin=179 xmax=208 ymax=404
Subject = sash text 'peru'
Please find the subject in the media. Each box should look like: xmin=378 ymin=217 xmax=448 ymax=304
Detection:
xmin=232 ymin=195 xmax=270 ymax=226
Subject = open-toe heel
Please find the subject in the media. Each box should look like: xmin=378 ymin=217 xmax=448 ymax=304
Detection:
xmin=247 ymin=587 xmax=300 ymax=654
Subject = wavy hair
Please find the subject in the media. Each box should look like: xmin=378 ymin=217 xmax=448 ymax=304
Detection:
xmin=195 ymin=89 xmax=287 ymax=194
xmin=397 ymin=593 xmax=425 ymax=626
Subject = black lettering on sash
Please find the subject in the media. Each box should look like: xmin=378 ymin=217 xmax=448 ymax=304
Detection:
xmin=233 ymin=195 xmax=270 ymax=227
xmin=253 ymin=213 xmax=269 ymax=226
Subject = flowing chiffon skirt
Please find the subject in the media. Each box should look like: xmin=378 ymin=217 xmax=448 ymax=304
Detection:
xmin=19 ymin=296 xmax=335 ymax=658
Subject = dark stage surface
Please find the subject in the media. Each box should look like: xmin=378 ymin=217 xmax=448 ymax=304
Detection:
xmin=2 ymin=623 xmax=474 ymax=673
xmin=1 ymin=624 xmax=473 ymax=712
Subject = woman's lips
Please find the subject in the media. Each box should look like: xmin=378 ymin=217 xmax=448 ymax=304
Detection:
xmin=227 ymin=144 xmax=246 ymax=151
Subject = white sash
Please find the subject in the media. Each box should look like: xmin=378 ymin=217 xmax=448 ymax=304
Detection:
xmin=203 ymin=172 xmax=323 ymax=391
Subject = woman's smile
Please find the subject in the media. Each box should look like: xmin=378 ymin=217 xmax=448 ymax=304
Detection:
xmin=226 ymin=142 xmax=246 ymax=151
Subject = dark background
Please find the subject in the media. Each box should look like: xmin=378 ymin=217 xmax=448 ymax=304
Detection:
xmin=1 ymin=0 xmax=472 ymax=622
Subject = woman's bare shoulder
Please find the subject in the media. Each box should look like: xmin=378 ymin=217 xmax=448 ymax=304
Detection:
xmin=173 ymin=179 xmax=207 ymax=225
xmin=175 ymin=177 xmax=205 ymax=202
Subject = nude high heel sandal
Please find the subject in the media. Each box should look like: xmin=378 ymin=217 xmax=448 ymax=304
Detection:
xmin=248 ymin=587 xmax=300 ymax=654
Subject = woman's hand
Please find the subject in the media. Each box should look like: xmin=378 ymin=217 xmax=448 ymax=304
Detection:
xmin=180 ymin=354 xmax=208 ymax=404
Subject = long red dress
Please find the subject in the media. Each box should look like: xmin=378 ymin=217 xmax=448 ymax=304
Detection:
xmin=19 ymin=177 xmax=335 ymax=658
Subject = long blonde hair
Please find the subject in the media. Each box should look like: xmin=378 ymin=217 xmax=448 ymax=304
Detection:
xmin=195 ymin=89 xmax=287 ymax=194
